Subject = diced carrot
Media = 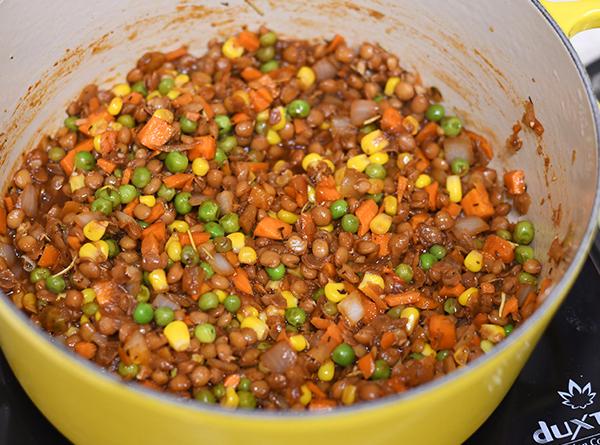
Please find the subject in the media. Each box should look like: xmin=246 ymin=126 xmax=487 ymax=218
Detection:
xmin=360 ymin=296 xmax=378 ymax=324
xmin=142 ymin=221 xmax=166 ymax=244
xmin=444 ymin=202 xmax=462 ymax=218
xmin=292 ymin=118 xmax=308 ymax=135
xmin=428 ymin=314 xmax=457 ymax=350
xmin=67 ymin=235 xmax=81 ymax=250
xmin=141 ymin=234 xmax=160 ymax=256
xmin=123 ymin=91 xmax=143 ymax=105
xmin=305 ymin=381 xmax=327 ymax=399
xmin=320 ymin=323 xmax=343 ymax=345
xmin=122 ymin=168 xmax=132 ymax=185
xmin=249 ymin=87 xmax=273 ymax=112
xmin=397 ymin=175 xmax=408 ymax=202
xmin=60 ymin=138 xmax=94 ymax=176
xmin=165 ymin=45 xmax=188 ymax=61
xmin=4 ymin=197 xmax=14 ymax=212
xmin=145 ymin=203 xmax=165 ymax=223
xmin=38 ymin=244 xmax=60 ymax=268
xmin=473 ymin=312 xmax=489 ymax=327
xmin=371 ymin=233 xmax=391 ymax=256
xmin=380 ymin=331 xmax=396 ymax=349
xmin=315 ymin=176 xmax=341 ymax=202
xmin=409 ymin=213 xmax=429 ymax=229
xmin=483 ymin=234 xmax=515 ymax=263
xmin=355 ymin=199 xmax=378 ymax=237
xmin=362 ymin=285 xmax=388 ymax=311
xmin=163 ymin=173 xmax=194 ymax=189
xmin=223 ymin=374 xmax=240 ymax=388
xmin=0 ymin=206 xmax=6 ymax=235
xmin=241 ymin=66 xmax=262 ymax=81
xmin=521 ymin=292 xmax=538 ymax=319
xmin=310 ymin=317 xmax=332 ymax=330
xmin=504 ymin=170 xmax=526 ymax=195
xmin=254 ymin=216 xmax=292 ymax=240
xmin=237 ymin=30 xmax=260 ymax=51
xmin=92 ymin=280 xmax=117 ymax=306
xmin=97 ymin=158 xmax=116 ymax=174
xmin=171 ymin=93 xmax=193 ymax=108
xmin=123 ymin=199 xmax=138 ymax=216
xmin=461 ymin=182 xmax=495 ymax=218
xmin=414 ymin=149 xmax=430 ymax=172
xmin=385 ymin=291 xmax=438 ymax=309
xmin=326 ymin=34 xmax=345 ymax=53
xmin=439 ymin=283 xmax=466 ymax=298
xmin=424 ymin=181 xmax=438 ymax=211
xmin=232 ymin=268 xmax=253 ymax=294
xmin=231 ymin=112 xmax=251 ymax=124
xmin=465 ymin=129 xmax=493 ymax=159
xmin=358 ymin=353 xmax=375 ymax=379
xmin=247 ymin=162 xmax=269 ymax=172
xmin=197 ymin=96 xmax=214 ymax=119
xmin=178 ymin=230 xmax=210 ymax=247
xmin=137 ymin=116 xmax=174 ymax=150
xmin=415 ymin=122 xmax=440 ymax=145
xmin=308 ymin=399 xmax=337 ymax=411
xmin=74 ymin=341 xmax=97 ymax=359
xmin=501 ymin=296 xmax=519 ymax=318
xmin=380 ymin=107 xmax=403 ymax=133
xmin=78 ymin=109 xmax=114 ymax=136
xmin=188 ymin=135 xmax=216 ymax=160
xmin=88 ymin=97 xmax=100 ymax=113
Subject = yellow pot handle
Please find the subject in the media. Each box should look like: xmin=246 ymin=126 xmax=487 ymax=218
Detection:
xmin=541 ymin=0 xmax=600 ymax=36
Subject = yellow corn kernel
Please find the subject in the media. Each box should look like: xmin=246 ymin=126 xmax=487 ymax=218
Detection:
xmin=446 ymin=175 xmax=463 ymax=203
xmin=480 ymin=324 xmax=506 ymax=344
xmin=297 ymin=66 xmax=316 ymax=89
xmin=369 ymin=213 xmax=392 ymax=235
xmin=369 ymin=152 xmax=389 ymax=165
xmin=383 ymin=196 xmax=398 ymax=216
xmin=299 ymin=385 xmax=312 ymax=405
xmin=342 ymin=384 xmax=357 ymax=406
xmin=83 ymin=220 xmax=108 ymax=241
xmin=82 ymin=288 xmax=96 ymax=304
xmin=384 ymin=77 xmax=401 ymax=96
xmin=227 ymin=232 xmax=245 ymax=253
xmin=400 ymin=307 xmax=420 ymax=334
xmin=221 ymin=386 xmax=240 ymax=408
xmin=97 ymin=240 xmax=109 ymax=259
xmin=166 ymin=239 xmax=182 ymax=262
xmin=238 ymin=246 xmax=257 ymax=265
xmin=192 ymin=158 xmax=209 ymax=176
xmin=153 ymin=109 xmax=174 ymax=124
xmin=318 ymin=360 xmax=335 ymax=382
xmin=320 ymin=121 xmax=331 ymax=130
xmin=281 ymin=290 xmax=298 ymax=308
xmin=415 ymin=174 xmax=432 ymax=189
xmin=480 ymin=339 xmax=494 ymax=353
xmin=320 ymin=223 xmax=334 ymax=232
xmin=237 ymin=306 xmax=259 ymax=321
xmin=112 ymin=83 xmax=131 ymax=97
xmin=277 ymin=209 xmax=298 ymax=224
xmin=222 ymin=37 xmax=244 ymax=59
xmin=80 ymin=314 xmax=90 ymax=325
xmin=240 ymin=316 xmax=268 ymax=340
xmin=233 ymin=90 xmax=250 ymax=106
xmin=109 ymin=121 xmax=123 ymax=132
xmin=361 ymin=130 xmax=389 ymax=155
xmin=69 ymin=174 xmax=85 ymax=191
xmin=403 ymin=115 xmax=420 ymax=135
xmin=289 ymin=334 xmax=307 ymax=352
xmin=169 ymin=220 xmax=189 ymax=233
xmin=174 ymin=73 xmax=190 ymax=87
xmin=266 ymin=129 xmax=281 ymax=145
xmin=93 ymin=135 xmax=102 ymax=152
xmin=256 ymin=109 xmax=270 ymax=122
xmin=458 ymin=287 xmax=479 ymax=306
xmin=95 ymin=311 xmax=102 ymax=321
xmin=322 ymin=160 xmax=335 ymax=173
xmin=398 ymin=152 xmax=413 ymax=166
xmin=302 ymin=153 xmax=322 ymax=171
xmin=89 ymin=119 xmax=109 ymax=137
xmin=148 ymin=269 xmax=169 ymax=292
xmin=139 ymin=195 xmax=156 ymax=207
xmin=358 ymin=272 xmax=385 ymax=293
xmin=421 ymin=343 xmax=435 ymax=357
xmin=464 ymin=250 xmax=483 ymax=273
xmin=307 ymin=185 xmax=316 ymax=204
xmin=146 ymin=90 xmax=161 ymax=101
xmin=164 ymin=320 xmax=190 ymax=352
xmin=65 ymin=326 xmax=79 ymax=337
xmin=270 ymin=106 xmax=287 ymax=131
xmin=107 ymin=96 xmax=123 ymax=116
xmin=347 ymin=154 xmax=370 ymax=172
xmin=167 ymin=89 xmax=181 ymax=100
xmin=324 ymin=282 xmax=347 ymax=303
xmin=78 ymin=241 xmax=108 ymax=262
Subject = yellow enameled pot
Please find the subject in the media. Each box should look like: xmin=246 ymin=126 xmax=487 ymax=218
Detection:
xmin=0 ymin=1 xmax=600 ymax=444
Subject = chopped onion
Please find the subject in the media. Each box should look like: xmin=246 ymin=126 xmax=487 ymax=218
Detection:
xmin=260 ymin=340 xmax=297 ymax=373
xmin=209 ymin=253 xmax=234 ymax=276
xmin=331 ymin=117 xmax=353 ymax=136
xmin=216 ymin=191 xmax=234 ymax=214
xmin=122 ymin=330 xmax=150 ymax=365
xmin=452 ymin=216 xmax=489 ymax=238
xmin=338 ymin=291 xmax=365 ymax=326
xmin=20 ymin=184 xmax=38 ymax=218
xmin=152 ymin=293 xmax=181 ymax=311
xmin=74 ymin=211 xmax=103 ymax=227
xmin=350 ymin=100 xmax=379 ymax=126
xmin=0 ymin=243 xmax=16 ymax=267
xmin=313 ymin=58 xmax=337 ymax=81
xmin=443 ymin=134 xmax=475 ymax=165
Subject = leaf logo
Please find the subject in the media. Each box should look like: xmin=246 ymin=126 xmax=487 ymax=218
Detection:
xmin=558 ymin=380 xmax=596 ymax=410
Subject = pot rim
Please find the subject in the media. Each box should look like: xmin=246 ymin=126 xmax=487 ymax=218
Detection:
xmin=0 ymin=0 xmax=598 ymax=422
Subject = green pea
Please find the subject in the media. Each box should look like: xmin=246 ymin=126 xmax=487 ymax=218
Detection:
xmin=365 ymin=163 xmax=386 ymax=179
xmin=287 ymin=99 xmax=311 ymax=118
xmin=373 ymin=94 xmax=384 ymax=103
xmin=194 ymin=323 xmax=217 ymax=343
xmin=260 ymin=60 xmax=279 ymax=73
xmin=30 ymin=267 xmax=50 ymax=284
xmin=387 ymin=306 xmax=403 ymax=319
xmin=394 ymin=263 xmax=413 ymax=283
xmin=218 ymin=135 xmax=237 ymax=153
xmin=238 ymin=377 xmax=252 ymax=392
xmin=266 ymin=263 xmax=286 ymax=281
xmin=322 ymin=301 xmax=338 ymax=317
xmin=64 ymin=116 xmax=79 ymax=132
xmin=214 ymin=148 xmax=227 ymax=166
xmin=157 ymin=184 xmax=176 ymax=202
xmin=194 ymin=388 xmax=216 ymax=404
xmin=361 ymin=123 xmax=377 ymax=134
xmin=48 ymin=147 xmax=66 ymax=162
xmin=425 ymin=104 xmax=445 ymax=122
xmin=138 ymin=221 xmax=149 ymax=229
xmin=91 ymin=198 xmax=112 ymax=216
xmin=331 ymin=343 xmax=356 ymax=367
xmin=419 ymin=252 xmax=437 ymax=271
xmin=82 ymin=302 xmax=99 ymax=316
xmin=174 ymin=192 xmax=192 ymax=214
xmin=513 ymin=220 xmax=535 ymax=245
xmin=179 ymin=116 xmax=198 ymax=134
xmin=256 ymin=46 xmax=275 ymax=62
xmin=504 ymin=324 xmax=514 ymax=335
xmin=214 ymin=115 xmax=232 ymax=135
xmin=158 ymin=77 xmax=175 ymax=95
xmin=114 ymin=169 xmax=123 ymax=179
xmin=312 ymin=288 xmax=325 ymax=301
xmin=515 ymin=245 xmax=534 ymax=264
xmin=450 ymin=158 xmax=469 ymax=176
xmin=441 ymin=116 xmax=462 ymax=137
xmin=330 ymin=199 xmax=348 ymax=220
xmin=255 ymin=121 xmax=268 ymax=135
xmin=259 ymin=31 xmax=277 ymax=47
xmin=154 ymin=307 xmax=175 ymax=327
xmin=131 ymin=167 xmax=151 ymax=188
xmin=199 ymin=261 xmax=214 ymax=279
xmin=131 ymin=81 xmax=148 ymax=97
xmin=213 ymin=383 xmax=226 ymax=399
xmin=105 ymin=239 xmax=119 ymax=258
xmin=136 ymin=285 xmax=150 ymax=303
xmin=133 ymin=302 xmax=154 ymax=324
xmin=181 ymin=245 xmax=199 ymax=266
xmin=238 ymin=390 xmax=257 ymax=409
xmin=96 ymin=188 xmax=121 ymax=208
xmin=197 ymin=200 xmax=218 ymax=222
xmin=429 ymin=244 xmax=447 ymax=260
xmin=341 ymin=214 xmax=359 ymax=233
xmin=369 ymin=193 xmax=383 ymax=204
xmin=410 ymin=353 xmax=424 ymax=360
xmin=74 ymin=151 xmax=95 ymax=171
xmin=117 ymin=362 xmax=139 ymax=379
xmin=204 ymin=222 xmax=224 ymax=238
xmin=371 ymin=359 xmax=391 ymax=380
xmin=220 ymin=213 xmax=240 ymax=233
xmin=117 ymin=114 xmax=136 ymax=128
xmin=285 ymin=307 xmax=306 ymax=327
xmin=518 ymin=271 xmax=537 ymax=286
xmin=444 ymin=298 xmax=458 ymax=315
xmin=496 ymin=229 xmax=512 ymax=241
xmin=118 ymin=184 xmax=138 ymax=204
xmin=436 ymin=350 xmax=450 ymax=361
xmin=199 ymin=292 xmax=219 ymax=311
xmin=165 ymin=151 xmax=189 ymax=173
xmin=223 ymin=294 xmax=241 ymax=313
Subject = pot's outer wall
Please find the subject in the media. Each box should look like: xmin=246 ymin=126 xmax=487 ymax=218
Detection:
xmin=0 ymin=1 xmax=598 ymax=444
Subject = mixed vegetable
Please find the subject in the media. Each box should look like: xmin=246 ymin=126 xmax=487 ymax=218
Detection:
xmin=0 ymin=27 xmax=547 ymax=410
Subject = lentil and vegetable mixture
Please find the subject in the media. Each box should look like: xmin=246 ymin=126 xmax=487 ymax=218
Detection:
xmin=0 ymin=28 xmax=544 ymax=410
